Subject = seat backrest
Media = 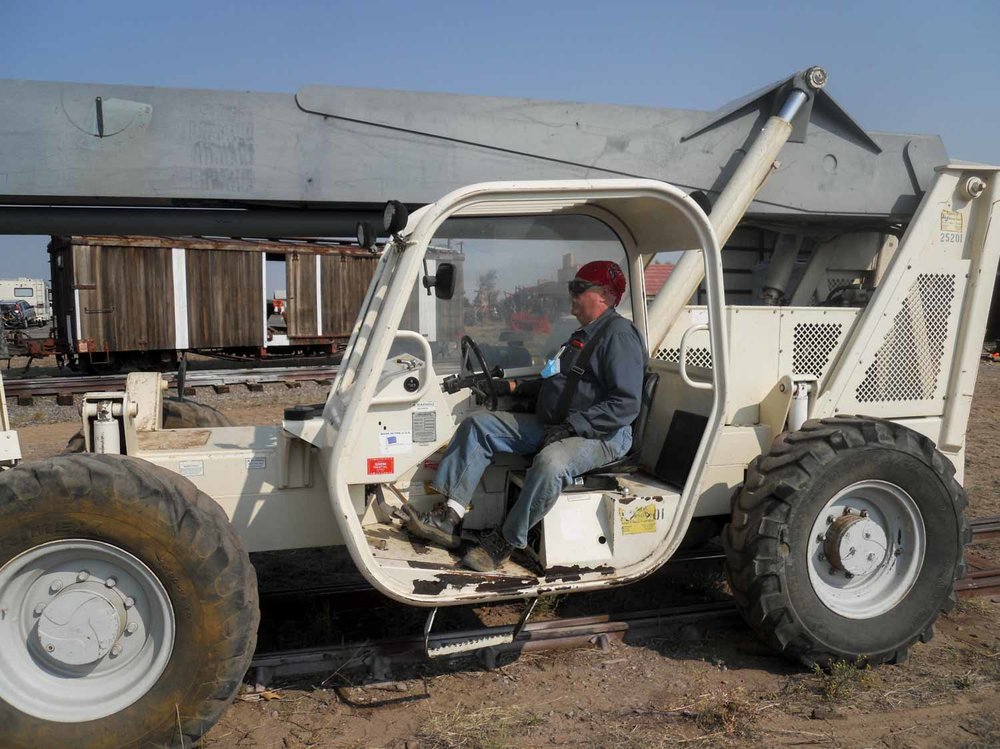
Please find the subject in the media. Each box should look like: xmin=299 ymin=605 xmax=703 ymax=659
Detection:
xmin=571 ymin=370 xmax=660 ymax=483
xmin=626 ymin=371 xmax=659 ymax=461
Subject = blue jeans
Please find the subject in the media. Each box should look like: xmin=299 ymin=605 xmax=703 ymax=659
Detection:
xmin=430 ymin=412 xmax=632 ymax=548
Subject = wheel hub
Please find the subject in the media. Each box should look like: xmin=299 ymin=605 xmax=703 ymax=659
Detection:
xmin=824 ymin=513 xmax=888 ymax=577
xmin=0 ymin=539 xmax=175 ymax=722
xmin=35 ymin=581 xmax=128 ymax=667
xmin=807 ymin=480 xmax=926 ymax=619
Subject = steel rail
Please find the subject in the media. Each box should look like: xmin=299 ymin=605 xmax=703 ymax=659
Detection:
xmin=3 ymin=364 xmax=339 ymax=397
xmin=249 ymin=599 xmax=740 ymax=685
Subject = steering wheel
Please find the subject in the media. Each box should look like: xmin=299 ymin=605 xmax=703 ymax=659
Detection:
xmin=460 ymin=335 xmax=499 ymax=411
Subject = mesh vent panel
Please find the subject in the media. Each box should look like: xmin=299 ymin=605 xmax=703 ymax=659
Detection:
xmin=855 ymin=273 xmax=956 ymax=403
xmin=654 ymin=347 xmax=714 ymax=369
xmin=792 ymin=323 xmax=844 ymax=378
xmin=828 ymin=276 xmax=854 ymax=292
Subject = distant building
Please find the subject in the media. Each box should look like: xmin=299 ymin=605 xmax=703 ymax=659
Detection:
xmin=643 ymin=262 xmax=675 ymax=300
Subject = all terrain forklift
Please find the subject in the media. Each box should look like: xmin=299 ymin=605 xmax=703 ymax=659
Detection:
xmin=0 ymin=68 xmax=996 ymax=747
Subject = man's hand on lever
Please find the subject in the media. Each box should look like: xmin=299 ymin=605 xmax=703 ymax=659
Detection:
xmin=492 ymin=378 xmax=516 ymax=395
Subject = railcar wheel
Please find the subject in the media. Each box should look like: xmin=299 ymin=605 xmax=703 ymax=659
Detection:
xmin=723 ymin=416 xmax=970 ymax=668
xmin=0 ymin=454 xmax=259 ymax=748
xmin=65 ymin=397 xmax=233 ymax=453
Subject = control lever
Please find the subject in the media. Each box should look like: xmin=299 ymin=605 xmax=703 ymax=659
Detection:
xmin=441 ymin=366 xmax=504 ymax=395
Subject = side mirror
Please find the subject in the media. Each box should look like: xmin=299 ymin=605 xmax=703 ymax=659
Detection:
xmin=435 ymin=263 xmax=456 ymax=300
xmin=422 ymin=261 xmax=456 ymax=300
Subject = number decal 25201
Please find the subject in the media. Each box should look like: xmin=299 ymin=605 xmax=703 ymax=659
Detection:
xmin=940 ymin=232 xmax=963 ymax=243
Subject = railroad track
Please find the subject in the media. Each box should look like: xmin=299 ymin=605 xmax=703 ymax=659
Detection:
xmin=249 ymin=516 xmax=1000 ymax=685
xmin=3 ymin=364 xmax=338 ymax=400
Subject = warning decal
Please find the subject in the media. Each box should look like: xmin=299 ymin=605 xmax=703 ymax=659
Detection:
xmin=367 ymin=457 xmax=395 ymax=475
xmin=412 ymin=410 xmax=437 ymax=442
xmin=620 ymin=503 xmax=657 ymax=535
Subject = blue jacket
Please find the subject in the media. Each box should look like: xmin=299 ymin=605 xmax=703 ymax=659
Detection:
xmin=528 ymin=308 xmax=647 ymax=438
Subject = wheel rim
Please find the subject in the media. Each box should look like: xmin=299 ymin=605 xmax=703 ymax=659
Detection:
xmin=806 ymin=480 xmax=926 ymax=620
xmin=0 ymin=539 xmax=175 ymax=722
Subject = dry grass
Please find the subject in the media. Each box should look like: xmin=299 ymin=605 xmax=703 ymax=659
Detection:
xmin=692 ymin=692 xmax=763 ymax=739
xmin=416 ymin=705 xmax=543 ymax=749
xmin=813 ymin=658 xmax=875 ymax=702
xmin=589 ymin=691 xmax=771 ymax=749
xmin=953 ymin=596 xmax=995 ymax=617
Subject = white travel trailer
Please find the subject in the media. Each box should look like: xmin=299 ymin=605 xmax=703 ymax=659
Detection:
xmin=0 ymin=277 xmax=51 ymax=325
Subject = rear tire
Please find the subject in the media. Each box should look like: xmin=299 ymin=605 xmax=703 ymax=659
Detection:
xmin=0 ymin=454 xmax=259 ymax=748
xmin=723 ymin=416 xmax=970 ymax=668
xmin=161 ymin=397 xmax=232 ymax=429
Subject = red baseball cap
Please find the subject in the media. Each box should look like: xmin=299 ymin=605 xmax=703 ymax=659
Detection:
xmin=575 ymin=260 xmax=627 ymax=305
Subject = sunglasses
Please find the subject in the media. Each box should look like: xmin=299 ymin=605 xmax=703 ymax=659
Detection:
xmin=568 ymin=279 xmax=600 ymax=296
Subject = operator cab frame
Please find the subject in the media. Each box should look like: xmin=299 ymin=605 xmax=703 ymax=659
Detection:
xmin=320 ymin=180 xmax=729 ymax=606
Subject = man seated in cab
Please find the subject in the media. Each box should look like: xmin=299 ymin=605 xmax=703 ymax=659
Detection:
xmin=404 ymin=260 xmax=647 ymax=572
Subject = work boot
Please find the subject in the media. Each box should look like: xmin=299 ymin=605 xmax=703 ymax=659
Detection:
xmin=404 ymin=503 xmax=463 ymax=549
xmin=461 ymin=528 xmax=515 ymax=572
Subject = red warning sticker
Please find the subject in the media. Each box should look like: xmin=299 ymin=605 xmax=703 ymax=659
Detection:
xmin=367 ymin=457 xmax=395 ymax=475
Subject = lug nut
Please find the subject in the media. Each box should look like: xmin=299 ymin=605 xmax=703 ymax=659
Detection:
xmin=126 ymin=622 xmax=138 ymax=634
xmin=124 ymin=597 xmax=134 ymax=609
xmin=816 ymin=534 xmax=825 ymax=543
xmin=46 ymin=644 xmax=55 ymax=653
xmin=844 ymin=572 xmax=854 ymax=579
xmin=50 ymin=580 xmax=64 ymax=593
xmin=33 ymin=602 xmax=46 ymax=616
xmin=826 ymin=516 xmax=835 ymax=525
xmin=105 ymin=577 xmax=117 ymax=589
xmin=818 ymin=553 xmax=826 ymax=561
xmin=848 ymin=547 xmax=856 ymax=556
xmin=77 ymin=571 xmax=90 ymax=582
xmin=867 ymin=553 xmax=876 ymax=561
xmin=110 ymin=644 xmax=122 ymax=657
xmin=860 ymin=510 xmax=869 ymax=518
xmin=864 ymin=532 xmax=871 ymax=539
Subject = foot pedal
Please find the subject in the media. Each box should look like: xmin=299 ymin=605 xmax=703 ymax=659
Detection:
xmin=424 ymin=598 xmax=538 ymax=658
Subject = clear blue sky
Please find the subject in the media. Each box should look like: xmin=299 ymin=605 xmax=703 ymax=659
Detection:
xmin=2 ymin=0 xmax=999 ymax=280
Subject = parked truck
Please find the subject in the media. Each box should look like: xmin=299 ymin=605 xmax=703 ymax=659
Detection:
xmin=0 ymin=68 xmax=995 ymax=748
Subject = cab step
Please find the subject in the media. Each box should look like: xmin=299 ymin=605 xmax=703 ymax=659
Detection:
xmin=424 ymin=598 xmax=538 ymax=658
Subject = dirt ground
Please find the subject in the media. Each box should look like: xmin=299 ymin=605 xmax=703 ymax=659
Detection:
xmin=8 ymin=365 xmax=1000 ymax=749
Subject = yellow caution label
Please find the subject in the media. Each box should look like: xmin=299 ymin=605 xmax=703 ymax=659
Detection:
xmin=620 ymin=503 xmax=657 ymax=535
xmin=940 ymin=209 xmax=963 ymax=233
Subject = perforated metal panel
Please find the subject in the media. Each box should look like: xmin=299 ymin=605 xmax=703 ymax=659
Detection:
xmin=855 ymin=273 xmax=956 ymax=403
xmin=654 ymin=346 xmax=714 ymax=369
xmin=792 ymin=322 xmax=844 ymax=378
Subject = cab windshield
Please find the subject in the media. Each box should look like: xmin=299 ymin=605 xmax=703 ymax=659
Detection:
xmin=395 ymin=214 xmax=630 ymax=374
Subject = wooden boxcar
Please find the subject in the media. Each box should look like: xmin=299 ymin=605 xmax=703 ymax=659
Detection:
xmin=48 ymin=236 xmax=381 ymax=370
xmin=46 ymin=236 xmax=465 ymax=371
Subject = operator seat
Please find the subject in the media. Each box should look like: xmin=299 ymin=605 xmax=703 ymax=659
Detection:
xmin=570 ymin=370 xmax=659 ymax=489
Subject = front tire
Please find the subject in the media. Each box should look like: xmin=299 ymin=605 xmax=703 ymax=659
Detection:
xmin=0 ymin=454 xmax=259 ymax=748
xmin=723 ymin=416 xmax=970 ymax=667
